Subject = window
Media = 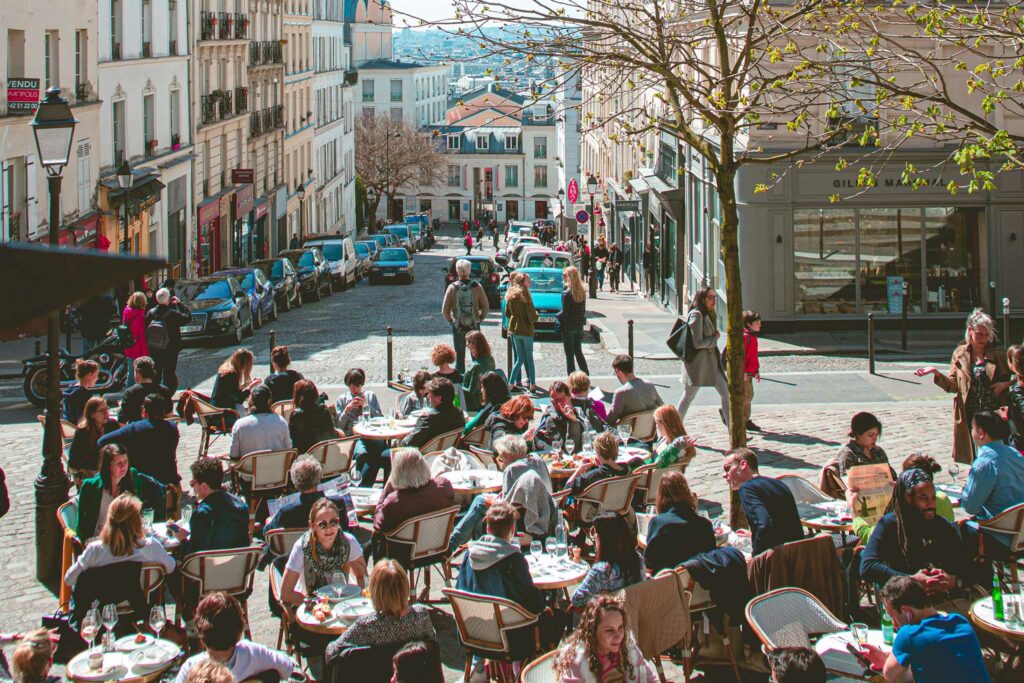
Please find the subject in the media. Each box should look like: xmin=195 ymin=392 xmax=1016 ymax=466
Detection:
xmin=533 ymin=165 xmax=548 ymax=187
xmin=44 ymin=31 xmax=59 ymax=88
xmin=924 ymin=208 xmax=982 ymax=313
xmin=75 ymin=30 xmax=87 ymax=97
xmin=447 ymin=165 xmax=460 ymax=187
xmin=168 ymin=0 xmax=178 ymax=52
xmin=504 ymin=134 xmax=518 ymax=151
xmin=448 ymin=199 xmax=460 ymax=221
xmin=143 ymin=93 xmax=155 ymax=151
xmin=390 ymin=79 xmax=403 ymax=102
xmin=533 ymin=136 xmax=547 ymax=159
xmin=447 ymin=134 xmax=460 ymax=150
xmin=504 ymin=165 xmax=518 ymax=187
xmin=390 ymin=107 xmax=402 ymax=121
xmin=112 ymin=99 xmax=126 ymax=163
xmin=170 ymin=88 xmax=180 ymax=145
xmin=362 ymin=78 xmax=374 ymax=102
xmin=475 ymin=135 xmax=488 ymax=150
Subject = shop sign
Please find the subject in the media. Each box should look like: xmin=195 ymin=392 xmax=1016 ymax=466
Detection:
xmin=6 ymin=78 xmax=40 ymax=113
xmin=614 ymin=200 xmax=641 ymax=212
xmin=255 ymin=201 xmax=269 ymax=220
xmin=198 ymin=198 xmax=221 ymax=227
xmin=232 ymin=168 xmax=254 ymax=185
xmin=567 ymin=178 xmax=579 ymax=204
xmin=235 ymin=184 xmax=254 ymax=216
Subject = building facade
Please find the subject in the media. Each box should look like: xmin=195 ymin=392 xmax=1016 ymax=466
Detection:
xmin=283 ymin=0 xmax=313 ymax=244
xmin=0 ymin=1 xmax=103 ymax=249
xmin=552 ymin=65 xmax=581 ymax=238
xmin=355 ymin=60 xmax=447 ymax=129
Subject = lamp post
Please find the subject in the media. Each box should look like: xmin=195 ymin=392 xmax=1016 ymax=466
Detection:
xmin=367 ymin=186 xmax=378 ymax=231
xmin=296 ymin=182 xmax=306 ymax=243
xmin=116 ymin=159 xmax=134 ymax=254
xmin=30 ymin=86 xmax=78 ymax=583
xmin=557 ymin=188 xmax=565 ymax=241
xmin=586 ymin=174 xmax=599 ymax=299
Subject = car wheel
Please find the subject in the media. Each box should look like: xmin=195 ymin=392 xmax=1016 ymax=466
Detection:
xmin=281 ymin=293 xmax=291 ymax=312
xmin=234 ymin=319 xmax=244 ymax=343
xmin=270 ymin=301 xmax=278 ymax=321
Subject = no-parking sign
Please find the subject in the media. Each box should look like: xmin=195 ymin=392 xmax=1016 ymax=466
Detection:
xmin=575 ymin=209 xmax=590 ymax=224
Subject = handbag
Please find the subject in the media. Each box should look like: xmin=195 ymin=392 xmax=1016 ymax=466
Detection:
xmin=41 ymin=610 xmax=86 ymax=664
xmin=666 ymin=317 xmax=699 ymax=363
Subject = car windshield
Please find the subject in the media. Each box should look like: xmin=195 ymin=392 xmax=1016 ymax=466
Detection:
xmin=285 ymin=251 xmax=315 ymax=268
xmin=313 ymin=243 xmax=343 ymax=260
xmin=527 ymin=255 xmax=570 ymax=268
xmin=237 ymin=273 xmax=256 ymax=289
xmin=378 ymin=248 xmax=407 ymax=261
xmin=253 ymin=261 xmax=283 ymax=279
xmin=526 ymin=272 xmax=563 ymax=293
xmin=354 ymin=243 xmax=370 ymax=257
xmin=176 ymin=280 xmax=233 ymax=301
xmin=387 ymin=227 xmax=409 ymax=238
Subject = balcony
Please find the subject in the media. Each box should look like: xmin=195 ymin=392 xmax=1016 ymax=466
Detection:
xmin=234 ymin=87 xmax=248 ymax=114
xmin=344 ymin=70 xmax=359 ymax=86
xmin=249 ymin=41 xmax=283 ymax=67
xmin=219 ymin=13 xmax=232 ymax=39
xmin=201 ymin=90 xmax=236 ymax=126
xmin=234 ymin=13 xmax=248 ymax=39
xmin=250 ymin=104 xmax=284 ymax=138
xmin=200 ymin=11 xmax=217 ymax=41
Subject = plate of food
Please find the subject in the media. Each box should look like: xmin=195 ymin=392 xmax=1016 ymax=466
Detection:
xmin=114 ymin=633 xmax=155 ymax=652
xmin=67 ymin=652 xmax=129 ymax=682
xmin=334 ymin=597 xmax=375 ymax=623
xmin=315 ymin=583 xmax=361 ymax=602
xmin=303 ymin=596 xmax=338 ymax=625
xmin=128 ymin=641 xmax=180 ymax=672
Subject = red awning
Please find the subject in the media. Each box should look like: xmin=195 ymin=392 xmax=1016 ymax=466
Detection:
xmin=197 ymin=195 xmax=221 ymax=228
xmin=235 ymin=184 xmax=254 ymax=216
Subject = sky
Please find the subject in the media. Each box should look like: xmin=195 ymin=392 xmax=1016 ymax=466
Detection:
xmin=389 ymin=0 xmax=459 ymax=24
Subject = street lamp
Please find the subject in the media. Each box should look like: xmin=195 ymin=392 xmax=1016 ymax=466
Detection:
xmin=366 ymin=186 xmax=378 ymax=231
xmin=296 ymin=182 xmax=307 ymax=243
xmin=116 ymin=159 xmax=134 ymax=254
xmin=557 ymin=188 xmax=565 ymax=240
xmin=30 ymin=86 xmax=78 ymax=583
xmin=586 ymin=174 xmax=599 ymax=299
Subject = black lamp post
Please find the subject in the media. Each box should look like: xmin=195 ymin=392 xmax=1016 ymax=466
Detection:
xmin=557 ymin=188 xmax=565 ymax=241
xmin=30 ymin=86 xmax=78 ymax=583
xmin=586 ymin=174 xmax=599 ymax=299
xmin=366 ymin=186 xmax=378 ymax=231
xmin=116 ymin=159 xmax=134 ymax=254
xmin=296 ymin=182 xmax=306 ymax=243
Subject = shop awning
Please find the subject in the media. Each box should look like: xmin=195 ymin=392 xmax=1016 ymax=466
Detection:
xmin=254 ymin=198 xmax=269 ymax=220
xmin=102 ymin=173 xmax=166 ymax=209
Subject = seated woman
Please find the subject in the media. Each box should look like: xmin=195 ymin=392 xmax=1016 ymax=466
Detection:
xmin=289 ymin=379 xmax=338 ymax=453
xmin=264 ymin=345 xmax=304 ymax=403
xmin=463 ymin=371 xmax=511 ymax=435
xmin=484 ymin=395 xmax=535 ymax=445
xmin=392 ymin=641 xmax=443 ymax=683
xmin=77 ymin=443 xmax=166 ymax=540
xmin=568 ymin=371 xmax=608 ymax=422
xmin=643 ymin=472 xmax=715 ymax=574
xmin=62 ymin=359 xmax=99 ymax=423
xmin=335 ymin=368 xmax=387 ymax=485
xmin=398 ymin=370 xmax=433 ymax=417
xmin=325 ymin=559 xmax=435 ymax=657
xmin=837 ymin=411 xmax=890 ymax=477
xmin=68 ymin=396 xmax=120 ymax=487
xmin=65 ymin=493 xmax=176 ymax=588
xmin=211 ymin=348 xmax=260 ymax=426
xmin=373 ymin=449 xmax=454 ymax=567
xmin=647 ymin=404 xmax=697 ymax=468
xmin=571 ymin=512 xmax=646 ymax=609
xmin=11 ymin=628 xmax=60 ymax=683
xmin=462 ymin=331 xmax=496 ymax=412
xmin=280 ymin=498 xmax=368 ymax=605
xmin=555 ymin=595 xmax=657 ymax=683
xmin=430 ymin=343 xmax=466 ymax=409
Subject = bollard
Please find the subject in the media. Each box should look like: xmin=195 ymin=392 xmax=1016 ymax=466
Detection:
xmin=268 ymin=330 xmax=276 ymax=374
xmin=1003 ymin=298 xmax=1011 ymax=345
xmin=35 ymin=339 xmax=42 ymax=356
xmin=386 ymin=326 xmax=394 ymax=382
xmin=627 ymin=319 xmax=634 ymax=360
xmin=901 ymin=282 xmax=909 ymax=351
xmin=989 ymin=281 xmax=997 ymax=317
xmin=868 ymin=313 xmax=876 ymax=375
xmin=506 ymin=333 xmax=513 ymax=377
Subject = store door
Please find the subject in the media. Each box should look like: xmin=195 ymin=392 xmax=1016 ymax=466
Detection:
xmin=998 ymin=209 xmax=1024 ymax=309
xmin=506 ymin=200 xmax=518 ymax=221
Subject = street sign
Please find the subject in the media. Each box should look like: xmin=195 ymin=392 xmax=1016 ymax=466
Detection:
xmin=575 ymin=209 xmax=590 ymax=224
xmin=614 ymin=200 xmax=641 ymax=212
xmin=567 ymin=178 xmax=579 ymax=205
xmin=576 ymin=224 xmax=587 ymax=235
xmin=6 ymin=78 xmax=40 ymax=113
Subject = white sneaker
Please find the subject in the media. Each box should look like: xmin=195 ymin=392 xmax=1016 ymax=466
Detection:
xmin=468 ymin=666 xmax=488 ymax=683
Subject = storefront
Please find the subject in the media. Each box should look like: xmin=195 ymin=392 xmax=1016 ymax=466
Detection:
xmin=232 ymin=184 xmax=255 ymax=265
xmin=195 ymin=189 xmax=235 ymax=276
xmin=252 ymin=198 xmax=270 ymax=260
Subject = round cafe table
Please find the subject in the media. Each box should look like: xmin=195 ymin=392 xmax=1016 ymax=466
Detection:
xmin=969 ymin=596 xmax=1024 ymax=665
xmin=150 ymin=521 xmax=189 ymax=552
xmin=348 ymin=487 xmax=382 ymax=519
xmin=544 ymin=447 xmax=644 ymax=480
xmin=526 ymin=554 xmax=590 ymax=599
xmin=440 ymin=469 xmax=503 ymax=495
xmin=66 ymin=640 xmax=182 ymax=683
xmin=295 ymin=591 xmax=375 ymax=637
xmin=353 ymin=417 xmax=416 ymax=441
xmin=797 ymin=502 xmax=855 ymax=534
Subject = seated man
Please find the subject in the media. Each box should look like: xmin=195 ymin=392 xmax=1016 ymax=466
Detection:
xmin=961 ymin=410 xmax=1024 ymax=558
xmin=98 ymin=393 xmax=181 ymax=487
xmin=265 ymin=456 xmax=351 ymax=532
xmin=566 ymin=431 xmax=632 ymax=496
xmin=723 ymin=448 xmax=803 ymax=556
xmin=117 ymin=356 xmax=172 ymax=424
xmin=263 ymin=345 xmax=304 ymax=403
xmin=62 ymin=359 xmax=100 ymax=423
xmin=534 ymin=380 xmax=606 ymax=452
xmin=860 ymin=469 xmax=968 ymax=595
xmin=228 ymin=385 xmax=291 ymax=461
xmin=604 ymin=354 xmax=663 ymax=426
xmin=335 ymin=368 xmax=386 ymax=484
xmin=173 ymin=458 xmax=250 ymax=554
xmin=860 ymin=576 xmax=990 ymax=683
xmin=401 ymin=378 xmax=466 ymax=450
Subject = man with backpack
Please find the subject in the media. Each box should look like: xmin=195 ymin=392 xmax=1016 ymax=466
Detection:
xmin=441 ymin=259 xmax=490 ymax=373
xmin=145 ymin=287 xmax=191 ymax=394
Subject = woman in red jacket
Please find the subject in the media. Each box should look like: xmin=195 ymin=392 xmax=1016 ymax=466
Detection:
xmin=121 ymin=291 xmax=149 ymax=387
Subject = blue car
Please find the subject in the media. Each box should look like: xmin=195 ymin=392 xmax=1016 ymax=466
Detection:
xmin=214 ymin=268 xmax=278 ymax=329
xmin=368 ymin=247 xmax=415 ymax=285
xmin=369 ymin=234 xmax=391 ymax=252
xmin=500 ymin=267 xmax=564 ymax=338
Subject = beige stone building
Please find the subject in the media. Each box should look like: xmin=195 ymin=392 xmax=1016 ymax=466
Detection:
xmin=283 ymin=0 xmax=313 ymax=243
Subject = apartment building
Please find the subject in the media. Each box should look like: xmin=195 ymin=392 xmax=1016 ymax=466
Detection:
xmin=0 ymin=2 xmax=102 ymax=248
xmin=283 ymin=0 xmax=313 ymax=245
xmin=552 ymin=65 xmax=582 ymax=239
xmin=312 ymin=0 xmax=356 ymax=236
xmin=355 ymin=60 xmax=447 ymax=129
xmin=426 ymin=85 xmax=557 ymax=224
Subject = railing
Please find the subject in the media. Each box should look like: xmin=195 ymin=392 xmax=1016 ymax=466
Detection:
xmin=344 ymin=69 xmax=359 ymax=86
xmin=250 ymin=105 xmax=284 ymax=138
xmin=234 ymin=13 xmax=247 ymax=39
xmin=249 ymin=40 xmax=283 ymax=66
xmin=200 ymin=11 xmax=217 ymax=41
xmin=250 ymin=110 xmax=263 ymax=137
xmin=75 ymin=82 xmax=88 ymax=101
xmin=202 ymin=95 xmax=218 ymax=125
xmin=234 ymin=87 xmax=248 ymax=114
xmin=142 ymin=41 xmax=152 ymax=58
xmin=201 ymin=90 xmax=236 ymax=125
xmin=218 ymin=12 xmax=232 ymax=40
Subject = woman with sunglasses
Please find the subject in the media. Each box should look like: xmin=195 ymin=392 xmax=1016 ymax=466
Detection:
xmin=280 ymin=498 xmax=367 ymax=606
xmin=67 ymin=396 xmax=120 ymax=488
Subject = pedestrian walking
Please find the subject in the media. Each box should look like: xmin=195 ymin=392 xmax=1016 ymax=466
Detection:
xmin=742 ymin=310 xmax=762 ymax=432
xmin=592 ymin=236 xmax=609 ymax=291
xmin=289 ymin=233 xmax=301 ymax=249
xmin=642 ymin=241 xmax=654 ymax=295
xmin=676 ymin=285 xmax=730 ymax=425
xmin=145 ymin=287 xmax=191 ymax=394
xmin=506 ymin=272 xmax=539 ymax=393
xmin=608 ymin=243 xmax=623 ymax=292
xmin=476 ymin=225 xmax=484 ymax=248
xmin=557 ymin=266 xmax=589 ymax=374
xmin=441 ymin=259 xmax=490 ymax=373
xmin=78 ymin=292 xmax=117 ymax=353
xmin=121 ymin=291 xmax=149 ymax=388
xmin=463 ymin=232 xmax=474 ymax=254
xmin=579 ymin=239 xmax=591 ymax=283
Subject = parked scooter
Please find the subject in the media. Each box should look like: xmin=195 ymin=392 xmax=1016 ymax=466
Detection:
xmin=22 ymin=325 xmax=133 ymax=407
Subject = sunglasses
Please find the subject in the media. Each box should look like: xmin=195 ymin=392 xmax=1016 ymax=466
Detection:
xmin=316 ymin=518 xmax=341 ymax=530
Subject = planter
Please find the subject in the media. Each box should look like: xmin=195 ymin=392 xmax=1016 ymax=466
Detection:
xmin=171 ymin=143 xmax=181 ymax=151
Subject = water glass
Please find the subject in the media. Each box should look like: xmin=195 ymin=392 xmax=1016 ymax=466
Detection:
xmin=149 ymin=605 xmax=166 ymax=638
xmin=583 ymin=430 xmax=595 ymax=450
xmin=850 ymin=622 xmax=869 ymax=646
xmin=351 ymin=466 xmax=362 ymax=486
xmin=544 ymin=537 xmax=557 ymax=558
xmin=565 ymin=440 xmax=576 ymax=458
xmin=556 ymin=537 xmax=568 ymax=559
xmin=530 ymin=540 xmax=543 ymax=562
xmin=330 ymin=571 xmax=345 ymax=597
xmin=617 ymin=424 xmax=631 ymax=445
xmin=180 ymin=504 xmax=193 ymax=526
xmin=141 ymin=508 xmax=155 ymax=533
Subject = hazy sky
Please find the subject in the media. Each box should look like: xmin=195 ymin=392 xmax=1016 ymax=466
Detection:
xmin=389 ymin=0 xmax=458 ymax=24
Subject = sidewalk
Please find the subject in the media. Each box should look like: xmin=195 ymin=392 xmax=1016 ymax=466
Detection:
xmin=586 ymin=289 xmax=963 ymax=359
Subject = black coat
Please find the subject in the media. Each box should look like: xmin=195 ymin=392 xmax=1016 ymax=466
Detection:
xmin=289 ymin=402 xmax=338 ymax=453
xmin=145 ymin=302 xmax=191 ymax=350
xmin=643 ymin=503 xmax=716 ymax=574
xmin=402 ymin=404 xmax=466 ymax=449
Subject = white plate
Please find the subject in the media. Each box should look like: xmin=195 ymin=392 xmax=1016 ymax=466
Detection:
xmin=67 ymin=652 xmax=128 ymax=681
xmin=333 ymin=597 xmax=375 ymax=622
xmin=315 ymin=583 xmax=361 ymax=602
xmin=113 ymin=633 xmax=155 ymax=652
xmin=128 ymin=642 xmax=179 ymax=672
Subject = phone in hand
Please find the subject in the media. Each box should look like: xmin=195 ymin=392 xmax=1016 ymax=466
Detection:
xmin=166 ymin=522 xmax=182 ymax=535
xmin=845 ymin=643 xmax=873 ymax=669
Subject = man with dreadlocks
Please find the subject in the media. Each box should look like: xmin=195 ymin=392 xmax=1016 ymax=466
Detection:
xmin=860 ymin=468 xmax=969 ymax=596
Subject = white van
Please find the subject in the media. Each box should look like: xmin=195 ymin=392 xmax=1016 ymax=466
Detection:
xmin=303 ymin=236 xmax=360 ymax=289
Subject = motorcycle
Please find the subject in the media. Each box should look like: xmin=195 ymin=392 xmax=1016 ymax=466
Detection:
xmin=22 ymin=325 xmax=133 ymax=407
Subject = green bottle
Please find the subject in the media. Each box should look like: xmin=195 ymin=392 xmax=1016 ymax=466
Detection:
xmin=993 ymin=570 xmax=1004 ymax=621
xmin=881 ymin=609 xmax=894 ymax=646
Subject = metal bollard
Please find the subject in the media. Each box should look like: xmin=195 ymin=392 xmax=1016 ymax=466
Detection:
xmin=627 ymin=319 xmax=634 ymax=360
xmin=989 ymin=281 xmax=997 ymax=317
xmin=1003 ymin=298 xmax=1011 ymax=344
xmin=386 ymin=326 xmax=394 ymax=382
xmin=901 ymin=282 xmax=909 ymax=351
xmin=506 ymin=334 xmax=513 ymax=377
xmin=268 ymin=330 xmax=276 ymax=374
xmin=868 ymin=313 xmax=876 ymax=375
xmin=35 ymin=339 xmax=42 ymax=356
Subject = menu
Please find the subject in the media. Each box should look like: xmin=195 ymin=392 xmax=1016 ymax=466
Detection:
xmin=267 ymin=478 xmax=357 ymax=527
xmin=846 ymin=463 xmax=894 ymax=526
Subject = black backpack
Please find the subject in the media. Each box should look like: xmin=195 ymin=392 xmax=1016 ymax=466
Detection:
xmin=146 ymin=318 xmax=170 ymax=351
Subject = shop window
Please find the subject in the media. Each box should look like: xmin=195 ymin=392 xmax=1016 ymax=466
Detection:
xmin=793 ymin=208 xmax=857 ymax=314
xmin=924 ymin=207 xmax=982 ymax=313
xmin=859 ymin=208 xmax=921 ymax=314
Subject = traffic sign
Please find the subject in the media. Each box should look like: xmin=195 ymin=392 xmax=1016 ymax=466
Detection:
xmin=575 ymin=209 xmax=590 ymax=224
xmin=567 ymin=179 xmax=579 ymax=205
xmin=577 ymin=224 xmax=588 ymax=235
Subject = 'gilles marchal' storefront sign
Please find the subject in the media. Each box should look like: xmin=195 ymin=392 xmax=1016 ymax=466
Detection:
xmin=7 ymin=78 xmax=40 ymax=113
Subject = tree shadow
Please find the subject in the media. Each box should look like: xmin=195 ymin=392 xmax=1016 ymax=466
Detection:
xmin=756 ymin=430 xmax=841 ymax=448
xmin=750 ymin=447 xmax=819 ymax=471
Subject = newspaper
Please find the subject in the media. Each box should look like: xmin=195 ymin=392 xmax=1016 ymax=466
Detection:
xmin=846 ymin=463 xmax=893 ymax=526
xmin=266 ymin=478 xmax=358 ymax=527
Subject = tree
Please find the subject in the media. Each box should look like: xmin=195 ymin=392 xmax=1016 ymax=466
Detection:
xmin=355 ymin=114 xmax=446 ymax=224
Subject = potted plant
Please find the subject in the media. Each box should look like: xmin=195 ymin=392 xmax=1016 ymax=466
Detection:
xmin=171 ymin=134 xmax=181 ymax=151
xmin=148 ymin=139 xmax=159 ymax=154
xmin=242 ymin=18 xmax=250 ymax=27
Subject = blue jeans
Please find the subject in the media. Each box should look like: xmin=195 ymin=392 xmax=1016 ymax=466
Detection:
xmin=448 ymin=494 xmax=489 ymax=551
xmin=510 ymin=334 xmax=535 ymax=386
xmin=595 ymin=267 xmax=605 ymax=289
xmin=355 ymin=439 xmax=389 ymax=486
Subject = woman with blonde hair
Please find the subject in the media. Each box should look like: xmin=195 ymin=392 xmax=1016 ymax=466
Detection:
xmin=462 ymin=330 xmax=495 ymax=412
xmin=643 ymin=471 xmax=715 ymax=574
xmin=555 ymin=595 xmax=656 ymax=683
xmin=568 ymin=371 xmax=607 ymax=422
xmin=11 ymin=629 xmax=59 ymax=683
xmin=648 ymin=404 xmax=697 ymax=468
xmin=557 ymin=266 xmax=589 ymax=375
xmin=916 ymin=308 xmax=1012 ymax=464
xmin=211 ymin=348 xmax=259 ymax=423
xmin=121 ymin=291 xmax=149 ymax=387
xmin=325 ymin=559 xmax=436 ymax=655
xmin=64 ymin=493 xmax=175 ymax=588
xmin=506 ymin=271 xmax=539 ymax=393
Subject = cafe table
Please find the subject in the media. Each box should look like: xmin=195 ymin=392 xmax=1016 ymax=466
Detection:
xmin=525 ymin=552 xmax=590 ymax=602
xmin=813 ymin=628 xmax=886 ymax=681
xmin=797 ymin=502 xmax=855 ymax=534
xmin=66 ymin=639 xmax=183 ymax=683
xmin=296 ymin=590 xmax=376 ymax=637
xmin=545 ymin=446 xmax=648 ymax=480
xmin=440 ymin=469 xmax=503 ymax=495
xmin=348 ymin=486 xmax=382 ymax=519
xmin=933 ymin=483 xmax=963 ymax=507
xmin=969 ymin=595 xmax=1024 ymax=668
xmin=353 ymin=417 xmax=416 ymax=441
xmin=150 ymin=521 xmax=189 ymax=552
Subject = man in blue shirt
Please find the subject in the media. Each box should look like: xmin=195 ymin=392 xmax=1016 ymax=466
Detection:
xmin=961 ymin=410 xmax=1024 ymax=562
xmin=723 ymin=448 xmax=803 ymax=555
xmin=98 ymin=393 xmax=180 ymax=486
xmin=860 ymin=576 xmax=989 ymax=683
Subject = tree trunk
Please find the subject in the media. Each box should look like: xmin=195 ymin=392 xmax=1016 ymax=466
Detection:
xmin=717 ymin=168 xmax=750 ymax=530
xmin=370 ymin=198 xmax=382 ymax=231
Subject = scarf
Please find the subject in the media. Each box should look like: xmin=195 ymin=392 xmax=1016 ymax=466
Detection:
xmin=299 ymin=529 xmax=351 ymax=594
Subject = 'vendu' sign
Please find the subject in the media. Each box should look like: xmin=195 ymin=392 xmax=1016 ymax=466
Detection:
xmin=7 ymin=78 xmax=40 ymax=113
xmin=567 ymin=178 xmax=579 ymax=205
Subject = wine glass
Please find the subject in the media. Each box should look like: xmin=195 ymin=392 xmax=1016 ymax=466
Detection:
xmin=149 ymin=605 xmax=166 ymax=640
xmin=101 ymin=604 xmax=119 ymax=649
xmin=583 ymin=430 xmax=595 ymax=451
xmin=81 ymin=608 xmax=99 ymax=652
xmin=530 ymin=540 xmax=543 ymax=563
xmin=949 ymin=462 xmax=961 ymax=488
xmin=544 ymin=537 xmax=557 ymax=564
xmin=618 ymin=424 xmax=632 ymax=445
xmin=565 ymin=440 xmax=576 ymax=459
xmin=351 ymin=465 xmax=363 ymax=487
xmin=180 ymin=504 xmax=193 ymax=527
xmin=330 ymin=571 xmax=345 ymax=598
xmin=550 ymin=435 xmax=562 ymax=455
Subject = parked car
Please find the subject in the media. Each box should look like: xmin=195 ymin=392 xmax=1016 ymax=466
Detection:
xmin=442 ymin=255 xmax=502 ymax=307
xmin=369 ymin=234 xmax=391 ymax=251
xmin=353 ymin=240 xmax=377 ymax=276
xmin=515 ymin=248 xmax=575 ymax=270
xmin=251 ymin=257 xmax=303 ymax=312
xmin=504 ymin=234 xmax=540 ymax=258
xmin=508 ymin=220 xmax=534 ymax=237
xmin=509 ymin=238 xmax=544 ymax=263
xmin=175 ymin=276 xmax=253 ymax=344
xmin=279 ymin=247 xmax=333 ymax=301
xmin=368 ymin=247 xmax=415 ymax=285
xmin=304 ymin=236 xmax=360 ymax=289
xmin=383 ymin=225 xmax=415 ymax=252
xmin=499 ymin=267 xmax=564 ymax=338
xmin=213 ymin=267 xmax=278 ymax=329
xmin=405 ymin=223 xmax=426 ymax=251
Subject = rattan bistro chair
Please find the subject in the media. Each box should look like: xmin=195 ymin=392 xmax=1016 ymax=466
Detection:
xmin=975 ymin=501 xmax=1024 ymax=584
xmin=745 ymin=587 xmax=848 ymax=652
xmin=420 ymin=428 xmax=463 ymax=457
xmin=305 ymin=437 xmax=357 ymax=480
xmin=190 ymin=395 xmax=238 ymax=459
xmin=271 ymin=400 xmax=295 ymax=422
xmin=230 ymin=448 xmax=297 ymax=536
xmin=618 ymin=410 xmax=658 ymax=442
xmin=675 ymin=566 xmax=740 ymax=681
xmin=635 ymin=462 xmax=688 ymax=509
xmin=778 ymin=475 xmax=834 ymax=505
xmin=575 ymin=473 xmax=641 ymax=524
xmin=442 ymin=588 xmax=541 ymax=683
xmin=264 ymin=528 xmax=307 ymax=561
xmin=461 ymin=425 xmax=490 ymax=449
xmin=519 ymin=650 xmax=559 ymax=683
xmin=179 ymin=546 xmax=262 ymax=635
xmin=382 ymin=505 xmax=460 ymax=601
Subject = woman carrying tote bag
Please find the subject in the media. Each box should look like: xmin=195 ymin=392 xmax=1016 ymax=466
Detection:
xmin=677 ymin=285 xmax=730 ymax=424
